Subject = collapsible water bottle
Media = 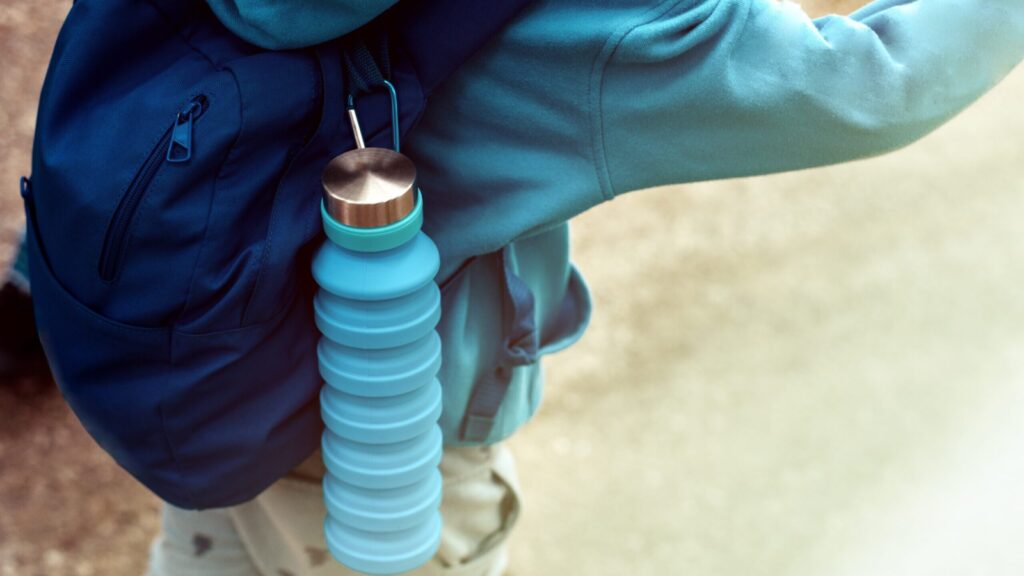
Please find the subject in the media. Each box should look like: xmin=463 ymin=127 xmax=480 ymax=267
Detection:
xmin=313 ymin=93 xmax=443 ymax=575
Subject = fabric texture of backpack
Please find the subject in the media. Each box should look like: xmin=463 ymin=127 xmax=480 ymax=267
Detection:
xmin=24 ymin=0 xmax=532 ymax=509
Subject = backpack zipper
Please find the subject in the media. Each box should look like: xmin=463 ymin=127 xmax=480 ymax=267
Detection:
xmin=98 ymin=95 xmax=208 ymax=281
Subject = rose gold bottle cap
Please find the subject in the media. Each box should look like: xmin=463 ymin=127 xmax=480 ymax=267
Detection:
xmin=321 ymin=147 xmax=417 ymax=229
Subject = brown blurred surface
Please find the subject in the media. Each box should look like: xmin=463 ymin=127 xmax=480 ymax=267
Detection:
xmin=1 ymin=1 xmax=1022 ymax=576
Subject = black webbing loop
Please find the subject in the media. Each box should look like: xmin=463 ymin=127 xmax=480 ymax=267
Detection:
xmin=341 ymin=26 xmax=391 ymax=100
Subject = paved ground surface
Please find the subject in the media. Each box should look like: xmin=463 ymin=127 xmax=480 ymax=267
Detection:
xmin=1 ymin=1 xmax=1022 ymax=575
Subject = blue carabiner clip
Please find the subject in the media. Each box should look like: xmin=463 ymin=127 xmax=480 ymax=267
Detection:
xmin=346 ymin=79 xmax=401 ymax=152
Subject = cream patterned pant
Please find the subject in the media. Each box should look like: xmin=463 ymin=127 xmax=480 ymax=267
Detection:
xmin=146 ymin=444 xmax=520 ymax=576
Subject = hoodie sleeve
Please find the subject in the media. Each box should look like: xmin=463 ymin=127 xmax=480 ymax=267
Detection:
xmin=596 ymin=0 xmax=1024 ymax=197
xmin=206 ymin=0 xmax=398 ymax=49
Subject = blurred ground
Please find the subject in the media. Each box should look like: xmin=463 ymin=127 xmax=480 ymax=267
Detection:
xmin=1 ymin=1 xmax=1022 ymax=576
xmin=510 ymin=65 xmax=1024 ymax=576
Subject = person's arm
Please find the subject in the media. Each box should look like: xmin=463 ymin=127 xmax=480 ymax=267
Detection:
xmin=205 ymin=0 xmax=398 ymax=49
xmin=597 ymin=0 xmax=1024 ymax=197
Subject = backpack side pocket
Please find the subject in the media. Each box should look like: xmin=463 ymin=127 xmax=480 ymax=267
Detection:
xmin=23 ymin=184 xmax=185 ymax=502
xmin=437 ymin=224 xmax=592 ymax=446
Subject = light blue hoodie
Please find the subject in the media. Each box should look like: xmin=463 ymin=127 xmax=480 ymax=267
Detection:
xmin=208 ymin=0 xmax=1024 ymax=444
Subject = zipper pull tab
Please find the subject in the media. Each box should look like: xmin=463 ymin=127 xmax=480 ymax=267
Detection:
xmin=166 ymin=101 xmax=201 ymax=163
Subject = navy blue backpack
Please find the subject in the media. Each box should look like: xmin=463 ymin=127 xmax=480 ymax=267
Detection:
xmin=24 ymin=0 xmax=531 ymax=509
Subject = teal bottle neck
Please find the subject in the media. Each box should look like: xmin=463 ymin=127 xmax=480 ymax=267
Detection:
xmin=321 ymin=190 xmax=424 ymax=252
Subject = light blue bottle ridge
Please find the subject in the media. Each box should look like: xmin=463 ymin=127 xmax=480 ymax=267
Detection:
xmin=314 ymin=88 xmax=443 ymax=576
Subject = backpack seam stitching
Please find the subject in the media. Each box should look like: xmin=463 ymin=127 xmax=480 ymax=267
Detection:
xmin=181 ymin=64 xmax=244 ymax=330
xmin=240 ymin=54 xmax=321 ymax=325
xmin=146 ymin=0 xmax=246 ymax=334
xmin=146 ymin=0 xmax=243 ymax=507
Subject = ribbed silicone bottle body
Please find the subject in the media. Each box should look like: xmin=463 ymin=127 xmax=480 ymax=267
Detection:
xmin=313 ymin=230 xmax=443 ymax=576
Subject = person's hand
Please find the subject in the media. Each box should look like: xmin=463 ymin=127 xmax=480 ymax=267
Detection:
xmin=785 ymin=0 xmax=868 ymax=17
